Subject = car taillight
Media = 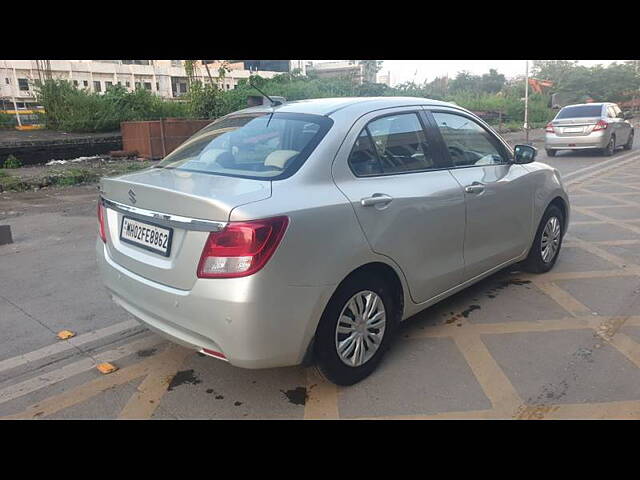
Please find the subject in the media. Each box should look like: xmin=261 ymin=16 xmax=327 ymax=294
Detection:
xmin=593 ymin=120 xmax=608 ymax=132
xmin=197 ymin=216 xmax=289 ymax=278
xmin=97 ymin=201 xmax=106 ymax=243
xmin=545 ymin=122 xmax=555 ymax=133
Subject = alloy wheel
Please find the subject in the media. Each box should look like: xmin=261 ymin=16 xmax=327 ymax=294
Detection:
xmin=335 ymin=290 xmax=386 ymax=367
xmin=540 ymin=216 xmax=561 ymax=263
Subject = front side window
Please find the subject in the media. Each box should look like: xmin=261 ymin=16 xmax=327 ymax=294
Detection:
xmin=348 ymin=113 xmax=435 ymax=176
xmin=432 ymin=111 xmax=507 ymax=167
xmin=156 ymin=112 xmax=332 ymax=180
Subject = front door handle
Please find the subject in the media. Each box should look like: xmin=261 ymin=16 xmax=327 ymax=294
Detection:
xmin=361 ymin=193 xmax=393 ymax=207
xmin=464 ymin=182 xmax=485 ymax=194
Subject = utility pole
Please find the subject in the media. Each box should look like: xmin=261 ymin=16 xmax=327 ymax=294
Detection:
xmin=524 ymin=60 xmax=530 ymax=144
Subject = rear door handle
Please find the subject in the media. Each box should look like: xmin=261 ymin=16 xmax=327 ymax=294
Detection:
xmin=361 ymin=194 xmax=393 ymax=207
xmin=464 ymin=183 xmax=485 ymax=194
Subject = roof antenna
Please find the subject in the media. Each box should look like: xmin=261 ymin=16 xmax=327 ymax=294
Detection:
xmin=248 ymin=77 xmax=281 ymax=107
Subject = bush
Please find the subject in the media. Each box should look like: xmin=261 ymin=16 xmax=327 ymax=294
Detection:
xmin=0 ymin=112 xmax=16 ymax=129
xmin=35 ymin=80 xmax=190 ymax=132
xmin=3 ymin=155 xmax=22 ymax=169
xmin=33 ymin=75 xmax=556 ymax=133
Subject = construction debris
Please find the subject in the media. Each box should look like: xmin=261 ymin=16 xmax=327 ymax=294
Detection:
xmin=57 ymin=330 xmax=76 ymax=340
xmin=97 ymin=363 xmax=118 ymax=374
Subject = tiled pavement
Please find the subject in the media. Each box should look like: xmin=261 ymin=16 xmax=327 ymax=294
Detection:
xmin=3 ymin=157 xmax=640 ymax=420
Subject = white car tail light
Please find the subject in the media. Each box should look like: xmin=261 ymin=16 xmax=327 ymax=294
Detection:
xmin=197 ymin=216 xmax=289 ymax=278
xmin=593 ymin=120 xmax=608 ymax=132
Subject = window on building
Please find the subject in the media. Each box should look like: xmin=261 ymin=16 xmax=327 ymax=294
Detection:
xmin=93 ymin=81 xmax=102 ymax=92
xmin=73 ymin=80 xmax=79 ymax=87
xmin=117 ymin=81 xmax=122 ymax=86
xmin=5 ymin=78 xmax=9 ymax=85
xmin=171 ymin=60 xmax=182 ymax=67
xmin=83 ymin=80 xmax=88 ymax=87
xmin=105 ymin=81 xmax=113 ymax=89
xmin=18 ymin=78 xmax=29 ymax=91
xmin=125 ymin=81 xmax=130 ymax=88
xmin=156 ymin=82 xmax=160 ymax=91
xmin=122 ymin=60 xmax=150 ymax=66
xmin=144 ymin=82 xmax=152 ymax=90
xmin=135 ymin=82 xmax=141 ymax=90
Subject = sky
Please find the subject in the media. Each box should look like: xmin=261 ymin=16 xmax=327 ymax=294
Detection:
xmin=377 ymin=60 xmax=625 ymax=86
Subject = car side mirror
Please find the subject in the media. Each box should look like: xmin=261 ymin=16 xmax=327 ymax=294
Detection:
xmin=624 ymin=111 xmax=633 ymax=120
xmin=513 ymin=144 xmax=537 ymax=164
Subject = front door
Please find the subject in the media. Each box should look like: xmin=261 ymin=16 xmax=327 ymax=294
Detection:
xmin=332 ymin=109 xmax=466 ymax=304
xmin=428 ymin=109 xmax=533 ymax=280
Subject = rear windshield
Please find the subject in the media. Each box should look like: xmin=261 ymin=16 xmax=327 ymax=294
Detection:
xmin=156 ymin=112 xmax=333 ymax=180
xmin=555 ymin=105 xmax=603 ymax=119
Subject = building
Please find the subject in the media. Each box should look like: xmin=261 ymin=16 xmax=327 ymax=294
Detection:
xmin=306 ymin=61 xmax=378 ymax=84
xmin=0 ymin=60 xmax=292 ymax=108
xmin=306 ymin=61 xmax=365 ymax=84
xmin=377 ymin=70 xmax=392 ymax=87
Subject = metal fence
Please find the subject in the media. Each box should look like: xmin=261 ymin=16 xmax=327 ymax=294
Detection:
xmin=121 ymin=119 xmax=213 ymax=160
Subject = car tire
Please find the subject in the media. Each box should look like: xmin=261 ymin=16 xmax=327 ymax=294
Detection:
xmin=314 ymin=271 xmax=398 ymax=386
xmin=546 ymin=149 xmax=557 ymax=157
xmin=603 ymin=136 xmax=615 ymax=156
xmin=522 ymin=204 xmax=564 ymax=274
xmin=623 ymin=131 xmax=634 ymax=150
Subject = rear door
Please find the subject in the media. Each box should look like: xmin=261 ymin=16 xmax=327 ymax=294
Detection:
xmin=426 ymin=108 xmax=533 ymax=280
xmin=332 ymin=107 xmax=466 ymax=304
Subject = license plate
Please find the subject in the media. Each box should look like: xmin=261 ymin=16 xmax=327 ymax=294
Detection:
xmin=564 ymin=127 xmax=583 ymax=133
xmin=120 ymin=216 xmax=173 ymax=257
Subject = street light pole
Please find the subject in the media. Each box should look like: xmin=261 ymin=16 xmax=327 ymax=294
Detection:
xmin=524 ymin=60 xmax=529 ymax=144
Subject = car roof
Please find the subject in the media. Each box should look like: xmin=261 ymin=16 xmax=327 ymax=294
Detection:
xmin=562 ymin=103 xmax=607 ymax=108
xmin=232 ymin=96 xmax=456 ymax=117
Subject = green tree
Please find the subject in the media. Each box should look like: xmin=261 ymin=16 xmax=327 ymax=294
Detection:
xmin=359 ymin=60 xmax=383 ymax=83
xmin=449 ymin=71 xmax=480 ymax=93
xmin=480 ymin=69 xmax=505 ymax=94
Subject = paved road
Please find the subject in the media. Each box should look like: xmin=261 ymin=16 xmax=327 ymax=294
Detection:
xmin=2 ymin=144 xmax=640 ymax=419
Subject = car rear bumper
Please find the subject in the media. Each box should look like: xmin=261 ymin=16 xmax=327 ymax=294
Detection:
xmin=96 ymin=241 xmax=335 ymax=369
xmin=545 ymin=131 xmax=608 ymax=150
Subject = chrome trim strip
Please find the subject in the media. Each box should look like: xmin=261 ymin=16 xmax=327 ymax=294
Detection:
xmin=101 ymin=197 xmax=227 ymax=232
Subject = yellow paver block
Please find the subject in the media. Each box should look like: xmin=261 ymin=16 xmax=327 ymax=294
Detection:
xmin=57 ymin=330 xmax=76 ymax=340
xmin=97 ymin=363 xmax=118 ymax=374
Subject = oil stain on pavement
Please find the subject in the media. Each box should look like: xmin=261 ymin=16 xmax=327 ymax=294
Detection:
xmin=167 ymin=369 xmax=202 ymax=391
xmin=281 ymin=387 xmax=308 ymax=406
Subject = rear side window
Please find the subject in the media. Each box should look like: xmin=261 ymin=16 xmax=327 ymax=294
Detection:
xmin=556 ymin=105 xmax=603 ymax=119
xmin=156 ymin=112 xmax=332 ymax=180
xmin=348 ymin=113 xmax=435 ymax=176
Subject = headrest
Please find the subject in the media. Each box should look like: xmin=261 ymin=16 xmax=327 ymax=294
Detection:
xmin=264 ymin=150 xmax=299 ymax=169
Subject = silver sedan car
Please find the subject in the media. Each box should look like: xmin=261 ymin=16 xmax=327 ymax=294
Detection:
xmin=545 ymin=102 xmax=634 ymax=157
xmin=97 ymin=97 xmax=570 ymax=385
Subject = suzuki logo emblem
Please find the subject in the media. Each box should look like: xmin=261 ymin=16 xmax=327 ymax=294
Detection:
xmin=128 ymin=189 xmax=137 ymax=204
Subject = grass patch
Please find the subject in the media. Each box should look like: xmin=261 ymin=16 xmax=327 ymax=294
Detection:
xmin=0 ymin=160 xmax=153 ymax=192
xmin=0 ymin=175 xmax=29 ymax=192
